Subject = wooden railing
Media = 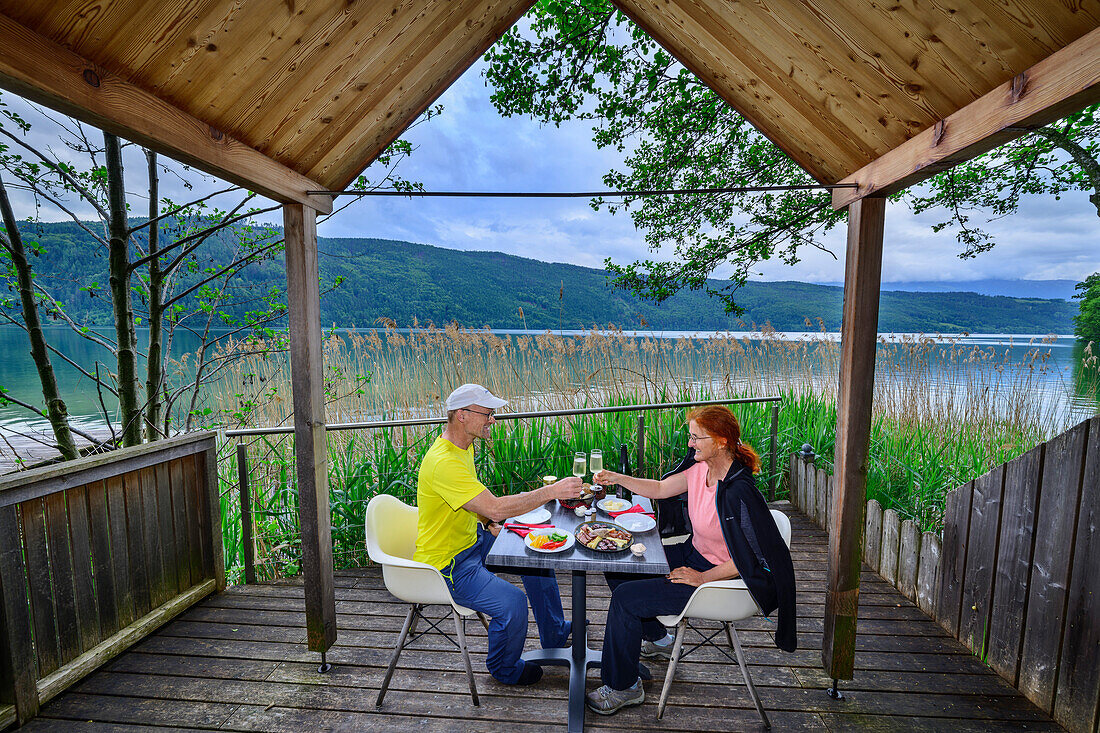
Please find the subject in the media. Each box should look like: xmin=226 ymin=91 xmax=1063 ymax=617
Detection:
xmin=0 ymin=432 xmax=224 ymax=729
xmin=789 ymin=414 xmax=1099 ymax=733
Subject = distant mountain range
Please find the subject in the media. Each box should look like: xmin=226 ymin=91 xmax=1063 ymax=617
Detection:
xmin=819 ymin=279 xmax=1078 ymax=301
xmin=11 ymin=222 xmax=1080 ymax=334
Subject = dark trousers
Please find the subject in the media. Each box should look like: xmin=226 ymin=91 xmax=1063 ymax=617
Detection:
xmin=601 ymin=541 xmax=715 ymax=690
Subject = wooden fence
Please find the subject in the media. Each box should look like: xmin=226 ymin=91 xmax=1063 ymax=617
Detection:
xmin=0 ymin=432 xmax=224 ymax=729
xmin=790 ymin=415 xmax=1099 ymax=733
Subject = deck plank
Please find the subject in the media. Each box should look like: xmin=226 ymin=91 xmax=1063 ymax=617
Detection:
xmin=31 ymin=504 xmax=1063 ymax=732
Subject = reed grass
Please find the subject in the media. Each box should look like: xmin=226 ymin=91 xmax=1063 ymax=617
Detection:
xmin=206 ymin=324 xmax=1093 ymax=582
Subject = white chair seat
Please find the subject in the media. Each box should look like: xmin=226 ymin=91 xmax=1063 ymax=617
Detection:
xmin=655 ymin=509 xmax=792 ymax=729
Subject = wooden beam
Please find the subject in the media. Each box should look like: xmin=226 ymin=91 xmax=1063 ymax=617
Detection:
xmin=283 ymin=203 xmax=336 ymax=654
xmin=833 ymin=26 xmax=1100 ymax=209
xmin=822 ymin=196 xmax=885 ymax=681
xmin=0 ymin=13 xmax=332 ymax=214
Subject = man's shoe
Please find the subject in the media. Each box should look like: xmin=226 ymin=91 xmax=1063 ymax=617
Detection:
xmin=585 ymin=679 xmax=645 ymax=715
xmin=514 ymin=662 xmax=543 ymax=686
xmin=640 ymin=638 xmax=673 ymax=660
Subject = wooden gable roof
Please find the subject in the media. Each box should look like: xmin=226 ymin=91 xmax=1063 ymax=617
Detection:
xmin=1 ymin=0 xmax=1097 ymax=210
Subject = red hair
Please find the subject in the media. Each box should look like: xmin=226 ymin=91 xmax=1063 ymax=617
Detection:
xmin=686 ymin=405 xmax=761 ymax=474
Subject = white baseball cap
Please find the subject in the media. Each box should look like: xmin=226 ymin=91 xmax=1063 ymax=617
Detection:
xmin=445 ymin=384 xmax=508 ymax=411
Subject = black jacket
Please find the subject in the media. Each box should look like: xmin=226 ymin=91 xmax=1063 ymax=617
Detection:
xmin=656 ymin=450 xmax=797 ymax=652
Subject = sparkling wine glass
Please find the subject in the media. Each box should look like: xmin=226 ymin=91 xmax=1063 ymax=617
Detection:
xmin=589 ymin=449 xmax=603 ymax=475
xmin=572 ymin=452 xmax=587 ymax=480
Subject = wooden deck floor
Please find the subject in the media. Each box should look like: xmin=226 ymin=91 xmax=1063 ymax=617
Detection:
xmin=23 ymin=504 xmax=1063 ymax=732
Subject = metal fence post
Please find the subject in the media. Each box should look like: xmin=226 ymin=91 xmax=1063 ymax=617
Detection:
xmin=236 ymin=443 xmax=256 ymax=585
xmin=768 ymin=403 xmax=780 ymax=501
xmin=636 ymin=414 xmax=646 ymax=478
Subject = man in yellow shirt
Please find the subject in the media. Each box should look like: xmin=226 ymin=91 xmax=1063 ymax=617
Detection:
xmin=415 ymin=384 xmax=583 ymax=685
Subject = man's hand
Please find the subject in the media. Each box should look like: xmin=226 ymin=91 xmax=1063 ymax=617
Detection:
xmin=486 ymin=521 xmax=502 ymax=537
xmin=548 ymin=476 xmax=584 ymax=501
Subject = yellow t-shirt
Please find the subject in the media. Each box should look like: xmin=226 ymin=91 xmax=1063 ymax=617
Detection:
xmin=414 ymin=437 xmax=488 ymax=569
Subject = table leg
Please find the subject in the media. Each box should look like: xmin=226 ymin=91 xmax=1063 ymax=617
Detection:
xmin=521 ymin=570 xmax=600 ymax=732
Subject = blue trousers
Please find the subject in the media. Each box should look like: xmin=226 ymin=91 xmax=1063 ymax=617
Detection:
xmin=443 ymin=526 xmax=569 ymax=684
xmin=601 ymin=541 xmax=715 ymax=690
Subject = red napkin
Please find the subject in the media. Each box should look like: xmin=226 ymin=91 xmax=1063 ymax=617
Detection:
xmin=504 ymin=523 xmax=553 ymax=538
xmin=607 ymin=504 xmax=655 ymax=519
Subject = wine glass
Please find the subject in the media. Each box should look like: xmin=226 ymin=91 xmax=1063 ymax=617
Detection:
xmin=589 ymin=449 xmax=603 ymax=475
xmin=572 ymin=452 xmax=587 ymax=480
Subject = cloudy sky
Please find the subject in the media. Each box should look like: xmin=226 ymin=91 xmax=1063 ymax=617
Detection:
xmin=320 ymin=57 xmax=1098 ymax=285
xmin=3 ymin=56 xmax=1097 ymax=286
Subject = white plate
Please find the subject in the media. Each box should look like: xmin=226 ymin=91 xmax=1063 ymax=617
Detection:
xmin=524 ymin=528 xmax=575 ymax=553
xmin=615 ymin=513 xmax=657 ymax=533
xmin=510 ymin=506 xmax=551 ymax=525
xmin=596 ymin=497 xmax=631 ymax=514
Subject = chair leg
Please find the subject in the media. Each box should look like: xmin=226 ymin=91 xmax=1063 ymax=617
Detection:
xmin=377 ymin=604 xmax=417 ymax=707
xmin=656 ymin=620 xmax=687 ymax=720
xmin=454 ymin=611 xmax=480 ymax=706
xmin=726 ymin=623 xmax=770 ymax=729
xmin=476 ymin=611 xmax=490 ymax=631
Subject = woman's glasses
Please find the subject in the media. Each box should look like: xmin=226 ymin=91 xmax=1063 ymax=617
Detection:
xmin=687 ymin=434 xmax=712 ymax=444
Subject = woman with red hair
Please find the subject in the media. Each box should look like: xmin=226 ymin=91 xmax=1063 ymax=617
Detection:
xmin=585 ymin=405 xmax=796 ymax=716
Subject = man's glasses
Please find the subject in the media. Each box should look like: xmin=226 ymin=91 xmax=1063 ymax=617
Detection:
xmin=461 ymin=407 xmax=496 ymax=419
xmin=687 ymin=434 xmax=712 ymax=444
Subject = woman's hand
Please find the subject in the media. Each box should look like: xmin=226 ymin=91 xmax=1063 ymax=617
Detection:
xmin=593 ymin=469 xmax=618 ymax=486
xmin=666 ymin=566 xmax=707 ymax=587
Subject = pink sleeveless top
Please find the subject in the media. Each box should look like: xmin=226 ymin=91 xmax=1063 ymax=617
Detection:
xmin=685 ymin=461 xmax=732 ymax=565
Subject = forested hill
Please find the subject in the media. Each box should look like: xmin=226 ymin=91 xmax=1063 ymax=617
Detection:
xmin=12 ymin=222 xmax=1077 ymax=333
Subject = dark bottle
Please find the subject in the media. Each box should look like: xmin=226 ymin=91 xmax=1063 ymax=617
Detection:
xmin=618 ymin=443 xmax=632 ymax=501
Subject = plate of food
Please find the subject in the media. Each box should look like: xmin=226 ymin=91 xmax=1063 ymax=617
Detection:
xmin=575 ymin=521 xmax=633 ymax=553
xmin=559 ymin=483 xmax=606 ymax=510
xmin=596 ymin=496 xmax=630 ymax=514
xmin=524 ymin=527 xmax=575 ymax=553
xmin=615 ymin=513 xmax=656 ymax=533
xmin=510 ymin=506 xmax=551 ymax=525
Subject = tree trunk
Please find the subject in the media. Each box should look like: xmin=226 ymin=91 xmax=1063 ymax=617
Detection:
xmin=105 ymin=132 xmax=142 ymax=447
xmin=0 ymin=177 xmax=79 ymax=459
xmin=144 ymin=150 xmax=163 ymax=441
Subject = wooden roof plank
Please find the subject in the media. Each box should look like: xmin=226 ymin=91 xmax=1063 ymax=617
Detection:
xmin=214 ymin=2 xmax=407 ymax=138
xmin=303 ymin=0 xmax=537 ymax=189
xmin=832 ymin=25 xmax=1100 ymax=209
xmin=679 ymin=0 xmax=898 ymax=160
xmin=0 ymin=13 xmax=332 ymax=214
xmin=748 ymin=1 xmax=949 ymax=140
xmin=613 ymin=0 xmax=863 ymax=182
xmin=238 ymin=0 xmax=441 ymax=164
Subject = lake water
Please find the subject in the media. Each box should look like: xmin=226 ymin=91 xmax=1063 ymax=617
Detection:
xmin=1 ymin=326 xmax=1096 ymax=468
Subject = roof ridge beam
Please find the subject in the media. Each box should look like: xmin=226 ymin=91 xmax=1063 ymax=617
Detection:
xmin=833 ymin=25 xmax=1100 ymax=209
xmin=0 ymin=13 xmax=332 ymax=215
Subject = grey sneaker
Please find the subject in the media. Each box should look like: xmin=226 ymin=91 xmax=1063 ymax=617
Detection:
xmin=585 ymin=679 xmax=645 ymax=715
xmin=640 ymin=638 xmax=673 ymax=660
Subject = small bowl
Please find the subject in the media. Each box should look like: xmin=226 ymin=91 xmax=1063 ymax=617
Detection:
xmin=630 ymin=543 xmax=646 ymax=558
xmin=559 ymin=483 xmax=606 ymax=510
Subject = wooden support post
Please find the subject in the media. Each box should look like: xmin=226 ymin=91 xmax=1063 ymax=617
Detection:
xmin=822 ymin=197 xmax=885 ymax=681
xmin=284 ymin=204 xmax=336 ymax=653
xmin=236 ymin=443 xmax=257 ymax=585
xmin=767 ymin=403 xmax=779 ymax=501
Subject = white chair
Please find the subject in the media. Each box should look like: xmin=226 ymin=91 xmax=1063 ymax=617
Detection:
xmin=655 ymin=509 xmax=793 ymax=728
xmin=365 ymin=494 xmax=489 ymax=707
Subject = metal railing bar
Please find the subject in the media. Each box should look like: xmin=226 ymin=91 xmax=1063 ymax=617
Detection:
xmin=225 ymin=395 xmax=782 ymax=437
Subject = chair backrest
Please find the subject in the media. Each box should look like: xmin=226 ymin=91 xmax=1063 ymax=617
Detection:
xmin=365 ymin=493 xmax=419 ymax=563
xmin=675 ymin=509 xmax=794 ymax=624
xmin=770 ymin=509 xmax=792 ymax=549
xmin=366 ymin=494 xmax=457 ymax=607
